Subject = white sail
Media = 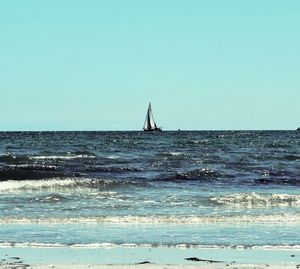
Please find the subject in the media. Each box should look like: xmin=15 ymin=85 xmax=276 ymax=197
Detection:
xmin=148 ymin=105 xmax=156 ymax=129
xmin=143 ymin=110 xmax=149 ymax=130
xmin=143 ymin=103 xmax=161 ymax=131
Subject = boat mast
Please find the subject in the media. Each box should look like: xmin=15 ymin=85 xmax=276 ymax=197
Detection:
xmin=147 ymin=103 xmax=152 ymax=129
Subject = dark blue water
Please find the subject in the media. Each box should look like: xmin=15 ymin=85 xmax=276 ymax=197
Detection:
xmin=0 ymin=131 xmax=300 ymax=248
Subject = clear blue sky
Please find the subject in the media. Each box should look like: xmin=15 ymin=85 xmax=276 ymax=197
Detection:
xmin=1 ymin=1 xmax=299 ymax=130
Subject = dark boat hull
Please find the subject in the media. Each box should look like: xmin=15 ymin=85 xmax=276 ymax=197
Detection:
xmin=144 ymin=127 xmax=162 ymax=132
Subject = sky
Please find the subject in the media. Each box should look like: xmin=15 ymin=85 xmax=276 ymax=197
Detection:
xmin=0 ymin=0 xmax=299 ymax=131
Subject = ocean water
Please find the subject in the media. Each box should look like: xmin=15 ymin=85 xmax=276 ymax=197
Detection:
xmin=0 ymin=131 xmax=300 ymax=250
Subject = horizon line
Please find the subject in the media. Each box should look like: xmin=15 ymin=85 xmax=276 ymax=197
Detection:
xmin=0 ymin=129 xmax=297 ymax=132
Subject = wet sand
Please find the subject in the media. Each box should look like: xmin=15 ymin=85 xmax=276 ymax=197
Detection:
xmin=1 ymin=246 xmax=299 ymax=269
xmin=1 ymin=264 xmax=300 ymax=269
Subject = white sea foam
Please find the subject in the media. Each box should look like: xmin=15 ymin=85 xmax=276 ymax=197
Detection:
xmin=71 ymin=243 xmax=117 ymax=249
xmin=176 ymin=244 xmax=187 ymax=249
xmin=169 ymin=152 xmax=185 ymax=156
xmin=1 ymin=242 xmax=300 ymax=250
xmin=30 ymin=154 xmax=95 ymax=160
xmin=121 ymin=243 xmax=138 ymax=248
xmin=0 ymin=178 xmax=74 ymax=192
xmin=0 ymin=242 xmax=65 ymax=248
xmin=106 ymin=155 xmax=120 ymax=159
xmin=0 ymin=178 xmax=107 ymax=193
xmin=2 ymin=213 xmax=300 ymax=225
xmin=8 ymin=164 xmax=57 ymax=169
xmin=210 ymin=192 xmax=300 ymax=207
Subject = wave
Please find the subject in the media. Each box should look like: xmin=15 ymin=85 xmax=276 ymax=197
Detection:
xmin=2 ymin=213 xmax=300 ymax=224
xmin=1 ymin=242 xmax=300 ymax=250
xmin=0 ymin=166 xmax=66 ymax=181
xmin=0 ymin=154 xmax=29 ymax=164
xmin=7 ymin=164 xmax=58 ymax=171
xmin=0 ymin=165 xmax=143 ymax=181
xmin=30 ymin=154 xmax=95 ymax=160
xmin=210 ymin=193 xmax=300 ymax=207
xmin=0 ymin=153 xmax=96 ymax=163
xmin=30 ymin=193 xmax=71 ymax=203
xmin=180 ymin=168 xmax=220 ymax=179
xmin=0 ymin=178 xmax=83 ymax=192
xmin=164 ymin=167 xmax=300 ymax=185
xmin=278 ymin=154 xmax=300 ymax=161
xmin=174 ymin=168 xmax=223 ymax=180
xmin=168 ymin=152 xmax=185 ymax=156
xmin=86 ymin=166 xmax=143 ymax=173
xmin=254 ymin=177 xmax=300 ymax=186
xmin=0 ymin=178 xmax=144 ymax=192
xmin=158 ymin=152 xmax=189 ymax=158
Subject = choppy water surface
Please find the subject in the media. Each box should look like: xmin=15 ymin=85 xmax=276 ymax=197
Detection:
xmin=0 ymin=131 xmax=299 ymax=248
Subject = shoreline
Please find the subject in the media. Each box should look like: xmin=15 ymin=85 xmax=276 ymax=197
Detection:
xmin=14 ymin=265 xmax=300 ymax=269
xmin=1 ymin=246 xmax=299 ymax=268
xmin=1 ymin=263 xmax=299 ymax=269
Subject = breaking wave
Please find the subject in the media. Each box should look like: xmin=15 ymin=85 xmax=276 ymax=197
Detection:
xmin=0 ymin=178 xmax=143 ymax=192
xmin=30 ymin=154 xmax=95 ymax=160
xmin=210 ymin=193 xmax=300 ymax=207
xmin=0 ymin=178 xmax=87 ymax=192
xmin=2 ymin=213 xmax=300 ymax=224
xmin=1 ymin=242 xmax=300 ymax=250
xmin=0 ymin=153 xmax=95 ymax=163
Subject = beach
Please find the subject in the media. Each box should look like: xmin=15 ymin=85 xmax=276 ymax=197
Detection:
xmin=1 ymin=261 xmax=299 ymax=269
xmin=1 ymin=265 xmax=299 ymax=269
xmin=1 ymin=246 xmax=300 ymax=269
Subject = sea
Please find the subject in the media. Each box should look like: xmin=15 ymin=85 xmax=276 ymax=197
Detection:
xmin=0 ymin=131 xmax=300 ymax=260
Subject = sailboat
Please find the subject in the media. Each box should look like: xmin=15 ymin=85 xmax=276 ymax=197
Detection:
xmin=143 ymin=102 xmax=162 ymax=131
